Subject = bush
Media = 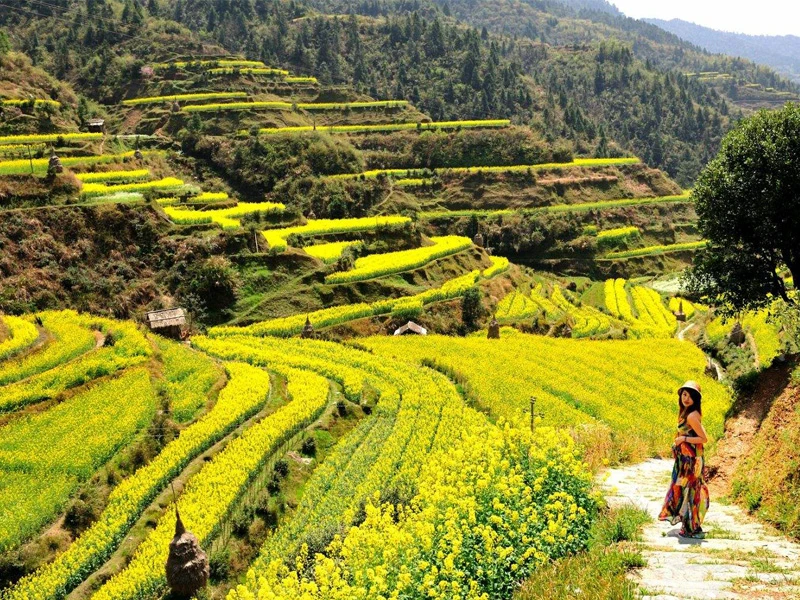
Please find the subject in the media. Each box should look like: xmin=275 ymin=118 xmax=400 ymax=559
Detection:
xmin=274 ymin=458 xmax=289 ymax=478
xmin=208 ymin=547 xmax=230 ymax=581
xmin=300 ymin=436 xmax=317 ymax=457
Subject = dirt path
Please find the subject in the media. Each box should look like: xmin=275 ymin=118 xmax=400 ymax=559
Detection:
xmin=601 ymin=459 xmax=800 ymax=599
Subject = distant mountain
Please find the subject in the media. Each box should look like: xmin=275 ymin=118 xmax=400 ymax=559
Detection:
xmin=646 ymin=18 xmax=800 ymax=84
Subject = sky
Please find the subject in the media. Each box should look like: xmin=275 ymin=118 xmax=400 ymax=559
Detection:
xmin=609 ymin=0 xmax=800 ymax=37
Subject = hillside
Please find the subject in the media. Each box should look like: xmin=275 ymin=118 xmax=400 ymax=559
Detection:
xmin=647 ymin=18 xmax=800 ymax=84
xmin=4 ymin=0 xmax=793 ymax=184
xmin=1 ymin=2 xmax=800 ymax=599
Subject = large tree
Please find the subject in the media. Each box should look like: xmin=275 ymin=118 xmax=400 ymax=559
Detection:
xmin=685 ymin=102 xmax=800 ymax=315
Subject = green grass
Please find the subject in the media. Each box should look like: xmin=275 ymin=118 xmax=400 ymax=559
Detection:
xmin=514 ymin=505 xmax=650 ymax=600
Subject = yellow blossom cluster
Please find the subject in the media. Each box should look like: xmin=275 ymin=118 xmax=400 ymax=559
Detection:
xmin=325 ymin=236 xmax=472 ymax=284
xmin=0 ymin=316 xmax=38 ymax=362
xmin=0 ymin=369 xmax=157 ymax=552
xmin=229 ymin=424 xmax=594 ymax=600
xmin=362 ymin=332 xmax=731 ymax=458
xmin=89 ymin=363 xmax=329 ymax=600
xmin=4 ymin=363 xmax=269 ymax=600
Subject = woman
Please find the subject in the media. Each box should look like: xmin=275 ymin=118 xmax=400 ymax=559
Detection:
xmin=659 ymin=380 xmax=709 ymax=538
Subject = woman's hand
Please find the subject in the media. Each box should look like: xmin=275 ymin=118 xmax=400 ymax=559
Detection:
xmin=674 ymin=435 xmax=686 ymax=446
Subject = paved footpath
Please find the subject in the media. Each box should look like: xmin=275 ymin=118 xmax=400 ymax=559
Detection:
xmin=601 ymin=459 xmax=800 ymax=599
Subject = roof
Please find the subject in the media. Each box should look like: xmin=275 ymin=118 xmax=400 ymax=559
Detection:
xmin=87 ymin=118 xmax=105 ymax=125
xmin=393 ymin=321 xmax=427 ymax=336
xmin=146 ymin=308 xmax=186 ymax=329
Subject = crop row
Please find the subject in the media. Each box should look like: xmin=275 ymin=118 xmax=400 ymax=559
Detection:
xmin=363 ymin=332 xmax=731 ymax=459
xmin=483 ymin=255 xmax=509 ymax=278
xmin=262 ymin=215 xmax=411 ymax=251
xmin=0 ymin=310 xmax=97 ymax=387
xmin=550 ymin=286 xmax=612 ymax=337
xmin=152 ymin=59 xmax=267 ymax=70
xmin=164 ymin=201 xmax=285 ymax=229
xmin=208 ymin=67 xmax=290 ymax=76
xmin=89 ymin=361 xmax=329 ymax=600
xmin=303 ymin=240 xmax=360 ymax=263
xmin=605 ymin=240 xmax=707 ymax=259
xmin=155 ymin=337 xmax=224 ymax=422
xmin=0 ymin=132 xmax=102 ymax=145
xmin=596 ymin=226 xmax=640 ymax=245
xmin=0 ymin=317 xmax=39 ymax=362
xmin=0 ymin=316 xmax=152 ymax=413
xmin=325 ymin=235 xmax=472 ymax=284
xmin=1 ymin=99 xmax=61 ymax=108
xmin=496 ymin=289 xmax=538 ymax=321
xmin=80 ymin=177 xmax=184 ymax=198
xmin=194 ymin=336 xmax=489 ymax=571
xmin=156 ymin=191 xmax=229 ymax=206
xmin=0 ymin=143 xmax=47 ymax=156
xmin=250 ymin=119 xmax=511 ymax=136
xmin=0 ymin=150 xmax=163 ymax=176
xmin=544 ymin=192 xmax=693 ymax=212
xmin=3 ymin=362 xmax=268 ymax=600
xmin=74 ymin=169 xmax=150 ymax=183
xmin=669 ymin=297 xmax=702 ymax=318
xmin=329 ymin=157 xmax=641 ymax=181
xmin=211 ymin=268 xmax=484 ymax=338
xmin=121 ymin=91 xmax=248 ymax=106
xmin=420 ymin=193 xmax=691 ymax=220
xmin=630 ymin=286 xmax=677 ymax=334
xmin=182 ymin=100 xmax=410 ymax=113
xmin=0 ymin=369 xmax=157 ymax=553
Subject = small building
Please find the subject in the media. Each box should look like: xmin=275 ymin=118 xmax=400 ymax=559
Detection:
xmin=87 ymin=118 xmax=105 ymax=133
xmin=146 ymin=308 xmax=186 ymax=339
xmin=393 ymin=321 xmax=427 ymax=336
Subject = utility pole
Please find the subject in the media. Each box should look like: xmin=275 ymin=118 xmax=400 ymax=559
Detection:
xmin=27 ymin=143 xmax=34 ymax=175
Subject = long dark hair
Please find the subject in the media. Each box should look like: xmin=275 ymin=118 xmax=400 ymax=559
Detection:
xmin=678 ymin=387 xmax=702 ymax=419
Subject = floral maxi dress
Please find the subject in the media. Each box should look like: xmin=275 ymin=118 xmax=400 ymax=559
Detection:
xmin=658 ymin=417 xmax=709 ymax=534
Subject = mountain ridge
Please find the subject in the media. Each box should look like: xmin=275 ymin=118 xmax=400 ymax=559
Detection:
xmin=646 ymin=18 xmax=800 ymax=84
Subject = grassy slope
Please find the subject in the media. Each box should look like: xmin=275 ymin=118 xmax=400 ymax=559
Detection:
xmin=731 ymin=374 xmax=800 ymax=539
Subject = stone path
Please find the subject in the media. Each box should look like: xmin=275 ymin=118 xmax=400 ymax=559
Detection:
xmin=601 ymin=459 xmax=800 ymax=599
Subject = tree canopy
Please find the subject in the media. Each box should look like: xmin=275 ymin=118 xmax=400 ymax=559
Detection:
xmin=686 ymin=102 xmax=800 ymax=314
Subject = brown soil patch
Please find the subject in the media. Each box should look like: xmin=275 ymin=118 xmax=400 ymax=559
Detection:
xmin=707 ymin=359 xmax=796 ymax=497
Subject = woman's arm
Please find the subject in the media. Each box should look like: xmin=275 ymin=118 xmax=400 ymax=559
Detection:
xmin=681 ymin=412 xmax=708 ymax=445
